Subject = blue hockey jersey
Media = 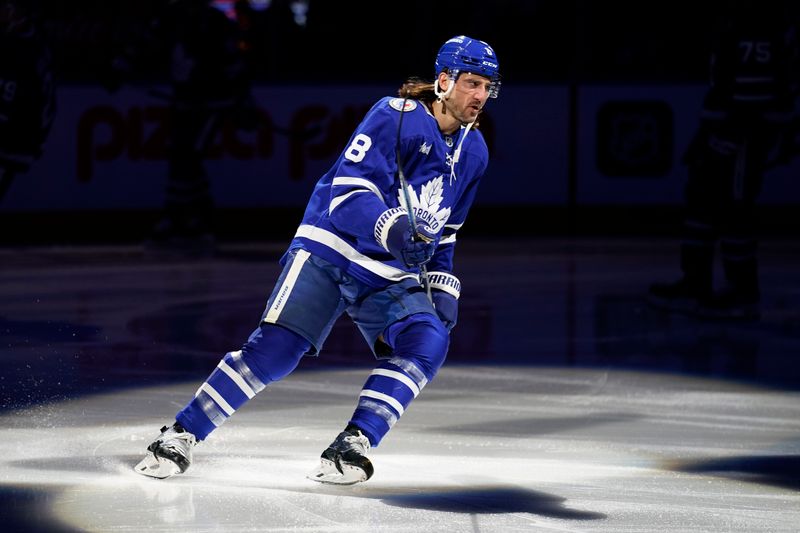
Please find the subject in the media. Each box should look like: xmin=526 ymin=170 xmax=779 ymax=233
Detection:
xmin=286 ymin=96 xmax=489 ymax=296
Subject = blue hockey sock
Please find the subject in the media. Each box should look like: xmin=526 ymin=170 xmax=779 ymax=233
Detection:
xmin=349 ymin=315 xmax=448 ymax=446
xmin=176 ymin=324 xmax=310 ymax=440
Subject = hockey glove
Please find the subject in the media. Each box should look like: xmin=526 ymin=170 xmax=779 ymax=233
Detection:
xmin=386 ymin=217 xmax=438 ymax=267
xmin=432 ymin=290 xmax=458 ymax=332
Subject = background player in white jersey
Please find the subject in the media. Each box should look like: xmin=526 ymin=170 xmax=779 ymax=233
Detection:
xmin=134 ymin=35 xmax=501 ymax=484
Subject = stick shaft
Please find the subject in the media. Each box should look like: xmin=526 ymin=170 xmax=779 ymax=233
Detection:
xmin=396 ymin=98 xmax=432 ymax=301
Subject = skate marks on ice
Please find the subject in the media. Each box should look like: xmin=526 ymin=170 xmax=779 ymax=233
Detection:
xmin=0 ymin=367 xmax=799 ymax=532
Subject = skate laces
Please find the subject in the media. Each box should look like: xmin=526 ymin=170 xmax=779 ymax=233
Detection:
xmin=341 ymin=431 xmax=370 ymax=454
xmin=160 ymin=425 xmax=197 ymax=449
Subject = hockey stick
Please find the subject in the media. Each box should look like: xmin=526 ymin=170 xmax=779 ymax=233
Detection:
xmin=395 ymin=97 xmax=432 ymax=301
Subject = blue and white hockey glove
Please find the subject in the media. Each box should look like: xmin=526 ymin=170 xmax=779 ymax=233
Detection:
xmin=385 ymin=217 xmax=438 ymax=267
xmin=432 ymin=290 xmax=458 ymax=332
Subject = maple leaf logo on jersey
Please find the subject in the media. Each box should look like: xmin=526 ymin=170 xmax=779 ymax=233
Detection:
xmin=397 ymin=175 xmax=451 ymax=232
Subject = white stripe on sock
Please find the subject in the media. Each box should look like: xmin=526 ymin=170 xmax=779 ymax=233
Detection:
xmin=228 ymin=350 xmax=266 ymax=393
xmin=370 ymin=368 xmax=421 ymax=397
xmin=200 ymin=383 xmax=235 ymax=416
xmin=359 ymin=389 xmax=405 ymax=416
xmin=218 ymin=360 xmax=256 ymax=399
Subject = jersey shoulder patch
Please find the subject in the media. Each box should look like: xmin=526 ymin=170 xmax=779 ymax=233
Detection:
xmin=388 ymin=98 xmax=418 ymax=112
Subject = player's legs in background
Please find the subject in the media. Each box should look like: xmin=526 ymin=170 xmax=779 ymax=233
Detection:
xmin=703 ymin=124 xmax=775 ymax=319
xmin=648 ymin=125 xmax=727 ymax=312
xmin=148 ymin=106 xmax=220 ymax=250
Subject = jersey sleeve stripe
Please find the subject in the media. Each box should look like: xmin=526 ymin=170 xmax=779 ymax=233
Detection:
xmin=332 ymin=176 xmax=384 ymax=199
xmin=329 ymin=189 xmax=367 ymax=213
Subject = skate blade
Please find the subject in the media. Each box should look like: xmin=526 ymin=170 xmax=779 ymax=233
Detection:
xmin=306 ymin=458 xmax=368 ymax=485
xmin=134 ymin=453 xmax=182 ymax=479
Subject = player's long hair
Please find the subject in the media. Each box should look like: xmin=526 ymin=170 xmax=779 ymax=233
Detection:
xmin=398 ymin=77 xmax=482 ymax=127
xmin=398 ymin=77 xmax=437 ymax=103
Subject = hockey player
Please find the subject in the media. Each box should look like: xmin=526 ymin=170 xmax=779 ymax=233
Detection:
xmin=106 ymin=0 xmax=255 ymax=250
xmin=648 ymin=2 xmax=799 ymax=320
xmin=0 ymin=1 xmax=55 ymax=203
xmin=134 ymin=35 xmax=500 ymax=484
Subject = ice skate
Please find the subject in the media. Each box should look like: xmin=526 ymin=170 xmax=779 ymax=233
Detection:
xmin=134 ymin=423 xmax=197 ymax=479
xmin=307 ymin=427 xmax=374 ymax=485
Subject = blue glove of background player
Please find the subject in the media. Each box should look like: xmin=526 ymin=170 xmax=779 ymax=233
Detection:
xmin=432 ymin=290 xmax=458 ymax=332
xmin=386 ymin=217 xmax=438 ymax=267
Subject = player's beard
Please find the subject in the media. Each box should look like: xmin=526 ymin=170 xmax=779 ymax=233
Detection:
xmin=443 ymin=97 xmax=481 ymax=125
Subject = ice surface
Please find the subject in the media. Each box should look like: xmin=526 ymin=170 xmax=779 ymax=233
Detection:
xmin=1 ymin=366 xmax=798 ymax=532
